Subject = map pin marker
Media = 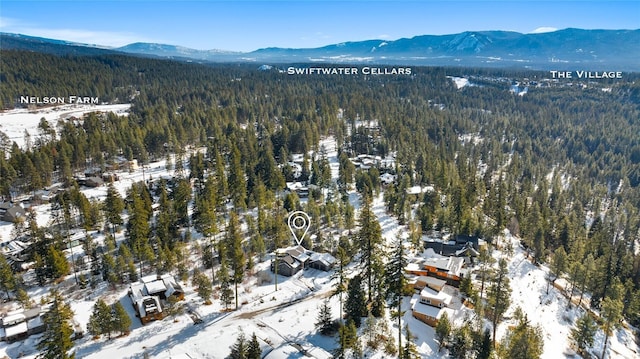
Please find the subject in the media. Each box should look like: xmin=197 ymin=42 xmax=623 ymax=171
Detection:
xmin=288 ymin=211 xmax=311 ymax=247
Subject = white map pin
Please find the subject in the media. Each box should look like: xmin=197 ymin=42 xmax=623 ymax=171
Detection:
xmin=288 ymin=210 xmax=311 ymax=247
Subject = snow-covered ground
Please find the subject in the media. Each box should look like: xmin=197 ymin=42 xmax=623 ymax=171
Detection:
xmin=0 ymin=133 xmax=638 ymax=359
xmin=447 ymin=76 xmax=471 ymax=89
xmin=0 ymin=104 xmax=131 ymax=148
xmin=496 ymin=231 xmax=639 ymax=359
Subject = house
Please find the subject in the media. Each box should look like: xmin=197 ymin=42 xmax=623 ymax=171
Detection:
xmin=271 ymin=253 xmax=302 ymax=277
xmin=411 ymin=280 xmax=453 ymax=327
xmin=139 ymin=274 xmax=185 ymax=301
xmin=101 ymin=172 xmax=119 ymax=183
xmin=411 ymin=295 xmax=451 ymax=327
xmin=0 ymin=202 xmax=26 ymax=223
xmin=455 ymin=242 xmax=480 ymax=263
xmin=85 ymin=176 xmax=104 ymax=188
xmin=411 ymin=276 xmax=447 ymax=292
xmin=286 ymin=182 xmax=309 ymax=198
xmin=128 ymin=274 xmax=184 ymax=324
xmin=406 ymin=249 xmax=465 ymax=286
xmin=283 ymin=246 xmax=310 ymax=265
xmin=417 ymin=286 xmax=452 ymax=309
xmin=1 ymin=307 xmax=46 ymax=343
xmin=270 ymin=246 xmax=336 ymax=276
xmin=307 ymin=252 xmax=337 ymax=271
xmin=423 ymin=234 xmax=484 ymax=257
xmin=379 ymin=173 xmax=396 ymax=185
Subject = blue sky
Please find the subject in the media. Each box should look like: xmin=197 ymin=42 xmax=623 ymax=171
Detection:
xmin=1 ymin=1 xmax=638 ymax=52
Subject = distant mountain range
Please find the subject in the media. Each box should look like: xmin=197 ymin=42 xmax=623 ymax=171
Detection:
xmin=2 ymin=29 xmax=639 ymax=70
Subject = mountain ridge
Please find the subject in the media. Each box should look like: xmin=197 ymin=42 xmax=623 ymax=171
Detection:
xmin=1 ymin=29 xmax=639 ymax=70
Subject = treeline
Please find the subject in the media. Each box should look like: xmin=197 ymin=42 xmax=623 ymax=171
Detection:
xmin=0 ymin=48 xmax=638 ymax=332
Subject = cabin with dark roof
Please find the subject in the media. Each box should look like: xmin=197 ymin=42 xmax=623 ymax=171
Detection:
xmin=0 ymin=203 xmax=26 ymax=223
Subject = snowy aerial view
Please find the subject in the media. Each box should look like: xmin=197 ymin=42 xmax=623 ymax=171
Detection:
xmin=0 ymin=1 xmax=639 ymax=359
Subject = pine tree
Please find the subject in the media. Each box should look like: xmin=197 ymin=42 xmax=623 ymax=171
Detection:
xmin=228 ymin=145 xmax=247 ymax=210
xmin=449 ymin=322 xmax=474 ymax=359
xmin=487 ymin=258 xmax=511 ymax=347
xmin=226 ymin=212 xmax=245 ymax=310
xmin=112 ymin=302 xmax=132 ymax=336
xmin=477 ymin=328 xmax=492 ymax=359
xmin=16 ymin=287 xmax=31 ymax=309
xmin=335 ymin=319 xmax=359 ymax=359
xmin=570 ymin=313 xmax=597 ymax=356
xmin=600 ymin=295 xmax=624 ymax=359
xmin=0 ymin=254 xmax=16 ymax=300
xmin=344 ymin=275 xmax=366 ymax=327
xmin=459 ymin=275 xmax=475 ymax=299
xmin=331 ymin=246 xmax=349 ymax=324
xmin=548 ymin=246 xmax=567 ymax=294
xmin=126 ymin=188 xmax=151 ymax=275
xmin=194 ymin=271 xmax=213 ymax=304
xmin=477 ymin=247 xmax=494 ymax=299
xmin=172 ymin=177 xmax=192 ymax=227
xmin=362 ymin=313 xmax=378 ymax=349
xmin=316 ymin=299 xmax=334 ymax=335
xmin=37 ymin=290 xmax=75 ymax=359
xmin=46 ymin=245 xmax=70 ymax=280
xmin=229 ymin=331 xmax=247 ymax=359
xmin=356 ymin=195 xmax=383 ymax=302
xmin=401 ymin=324 xmax=419 ymax=359
xmin=218 ymin=251 xmax=234 ymax=310
xmin=435 ymin=311 xmax=451 ymax=351
xmin=246 ymin=332 xmax=262 ymax=359
xmin=103 ymin=183 xmax=124 ymax=234
xmin=502 ymin=315 xmax=544 ymax=359
xmin=213 ymin=149 xmax=228 ymax=210
xmin=385 ymin=236 xmax=407 ymax=354
xmin=88 ymin=299 xmax=113 ymax=339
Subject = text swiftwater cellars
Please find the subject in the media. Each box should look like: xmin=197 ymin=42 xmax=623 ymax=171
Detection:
xmin=287 ymin=67 xmax=411 ymax=75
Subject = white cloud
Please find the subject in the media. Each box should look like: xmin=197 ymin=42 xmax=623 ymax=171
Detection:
xmin=529 ymin=27 xmax=559 ymax=34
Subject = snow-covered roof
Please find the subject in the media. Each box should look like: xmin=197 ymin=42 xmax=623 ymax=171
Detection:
xmin=145 ymin=279 xmax=167 ymax=295
xmin=410 ymin=295 xmax=446 ymax=319
xmin=406 ymin=186 xmax=435 ymax=195
xmin=27 ymin=316 xmax=44 ymax=330
xmin=2 ymin=313 xmax=25 ymax=326
xmin=162 ymin=277 xmax=183 ymax=298
xmin=137 ymin=296 xmax=162 ymax=317
xmin=308 ymin=252 xmax=336 ymax=267
xmin=379 ymin=173 xmax=396 ymax=184
xmin=416 ymin=276 xmax=447 ymax=289
xmin=4 ymin=322 xmax=28 ymax=338
xmin=419 ymin=287 xmax=452 ymax=305
xmin=284 ymin=245 xmax=310 ymax=262
xmin=423 ymin=256 xmax=464 ymax=274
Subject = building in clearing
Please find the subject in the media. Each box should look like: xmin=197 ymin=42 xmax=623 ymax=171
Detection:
xmin=0 ymin=307 xmax=46 ymax=343
xmin=128 ymin=274 xmax=184 ymax=324
xmin=406 ymin=249 xmax=465 ymax=286
xmin=411 ymin=281 xmax=453 ymax=327
xmin=270 ymin=246 xmax=336 ymax=277
xmin=409 ymin=276 xmax=447 ymax=292
xmin=0 ymin=202 xmax=26 ymax=223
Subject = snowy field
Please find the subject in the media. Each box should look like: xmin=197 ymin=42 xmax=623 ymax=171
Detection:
xmin=0 ymin=104 xmax=131 ymax=148
xmin=447 ymin=76 xmax=470 ymax=89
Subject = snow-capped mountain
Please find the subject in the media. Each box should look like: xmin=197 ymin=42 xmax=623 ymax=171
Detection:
xmin=2 ymin=28 xmax=639 ymax=70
